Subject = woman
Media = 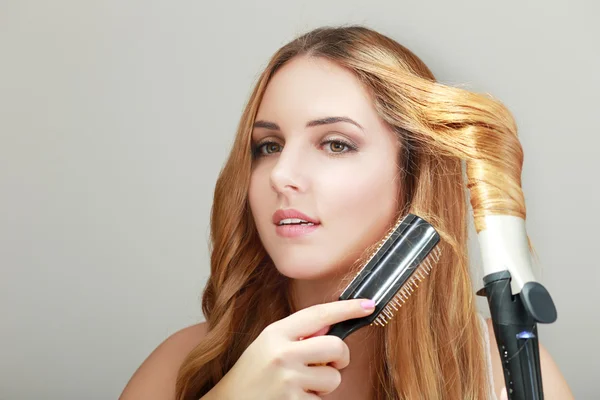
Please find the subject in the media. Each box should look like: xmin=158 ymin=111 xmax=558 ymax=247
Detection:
xmin=120 ymin=25 xmax=574 ymax=399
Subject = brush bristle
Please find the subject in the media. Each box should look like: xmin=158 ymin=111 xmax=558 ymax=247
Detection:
xmin=309 ymin=217 xmax=440 ymax=367
xmin=344 ymin=214 xmax=443 ymax=328
xmin=371 ymin=245 xmax=442 ymax=327
xmin=352 ymin=216 xmax=406 ymax=273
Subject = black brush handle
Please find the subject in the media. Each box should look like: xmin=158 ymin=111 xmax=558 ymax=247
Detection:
xmin=325 ymin=316 xmax=371 ymax=340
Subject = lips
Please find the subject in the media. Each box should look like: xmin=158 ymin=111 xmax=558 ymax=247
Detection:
xmin=275 ymin=222 xmax=320 ymax=238
xmin=272 ymin=209 xmax=320 ymax=225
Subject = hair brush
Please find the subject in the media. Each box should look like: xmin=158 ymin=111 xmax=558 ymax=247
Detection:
xmin=325 ymin=213 xmax=442 ymax=340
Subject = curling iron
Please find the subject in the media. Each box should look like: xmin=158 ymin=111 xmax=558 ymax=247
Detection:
xmin=475 ymin=215 xmax=557 ymax=399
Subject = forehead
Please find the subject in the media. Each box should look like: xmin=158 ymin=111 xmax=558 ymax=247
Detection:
xmin=256 ymin=56 xmax=378 ymax=127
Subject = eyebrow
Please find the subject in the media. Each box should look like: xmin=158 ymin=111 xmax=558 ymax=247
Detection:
xmin=253 ymin=116 xmax=365 ymax=132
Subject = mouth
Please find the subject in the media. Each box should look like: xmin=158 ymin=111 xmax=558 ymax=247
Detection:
xmin=275 ymin=221 xmax=321 ymax=238
xmin=277 ymin=218 xmax=318 ymax=226
xmin=272 ymin=208 xmax=320 ymax=226
xmin=272 ymin=209 xmax=321 ymax=238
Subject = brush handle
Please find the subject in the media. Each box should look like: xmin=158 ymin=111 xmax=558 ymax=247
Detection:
xmin=325 ymin=316 xmax=371 ymax=340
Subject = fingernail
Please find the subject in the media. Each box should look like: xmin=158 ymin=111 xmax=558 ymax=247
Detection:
xmin=361 ymin=299 xmax=375 ymax=310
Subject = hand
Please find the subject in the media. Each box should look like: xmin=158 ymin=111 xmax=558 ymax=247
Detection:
xmin=209 ymin=298 xmax=376 ymax=400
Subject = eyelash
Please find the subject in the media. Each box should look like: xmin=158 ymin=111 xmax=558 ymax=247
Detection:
xmin=252 ymin=139 xmax=358 ymax=158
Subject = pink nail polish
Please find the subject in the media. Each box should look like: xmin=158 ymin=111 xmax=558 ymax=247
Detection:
xmin=361 ymin=299 xmax=375 ymax=309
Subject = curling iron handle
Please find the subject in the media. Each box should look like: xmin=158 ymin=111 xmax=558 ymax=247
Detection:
xmin=481 ymin=271 xmax=556 ymax=400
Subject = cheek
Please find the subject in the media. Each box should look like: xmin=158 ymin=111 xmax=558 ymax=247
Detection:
xmin=248 ymin=172 xmax=268 ymax=221
xmin=249 ymin=168 xmax=279 ymax=236
xmin=317 ymin=164 xmax=400 ymax=261
xmin=320 ymin=165 xmax=399 ymax=220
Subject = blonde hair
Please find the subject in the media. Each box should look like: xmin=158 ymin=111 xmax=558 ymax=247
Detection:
xmin=176 ymin=25 xmax=526 ymax=399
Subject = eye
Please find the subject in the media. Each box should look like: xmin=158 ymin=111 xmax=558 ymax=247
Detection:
xmin=253 ymin=141 xmax=282 ymax=157
xmin=323 ymin=139 xmax=357 ymax=154
xmin=252 ymin=138 xmax=358 ymax=158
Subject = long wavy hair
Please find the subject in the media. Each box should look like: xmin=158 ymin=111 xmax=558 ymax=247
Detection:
xmin=176 ymin=25 xmax=525 ymax=399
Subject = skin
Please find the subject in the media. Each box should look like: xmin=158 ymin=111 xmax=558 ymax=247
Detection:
xmin=119 ymin=55 xmax=574 ymax=400
xmin=248 ymin=56 xmax=402 ymax=286
xmin=247 ymin=55 xmax=403 ymax=399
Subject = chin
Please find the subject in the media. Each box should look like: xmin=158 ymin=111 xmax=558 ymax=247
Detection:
xmin=275 ymin=263 xmax=328 ymax=280
xmin=272 ymin=257 xmax=347 ymax=281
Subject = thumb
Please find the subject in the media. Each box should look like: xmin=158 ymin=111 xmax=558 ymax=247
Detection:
xmin=500 ymin=387 xmax=508 ymax=400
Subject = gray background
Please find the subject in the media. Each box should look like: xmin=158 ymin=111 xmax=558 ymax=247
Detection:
xmin=1 ymin=0 xmax=598 ymax=399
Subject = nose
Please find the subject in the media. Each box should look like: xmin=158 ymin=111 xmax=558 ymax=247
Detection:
xmin=269 ymin=144 xmax=308 ymax=195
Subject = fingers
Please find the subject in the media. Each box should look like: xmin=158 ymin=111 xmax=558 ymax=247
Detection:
xmin=276 ymin=299 xmax=376 ymax=340
xmin=299 ymin=325 xmax=330 ymax=340
xmin=299 ymin=391 xmax=322 ymax=400
xmin=294 ymin=335 xmax=350 ymax=370
xmin=298 ymin=365 xmax=342 ymax=396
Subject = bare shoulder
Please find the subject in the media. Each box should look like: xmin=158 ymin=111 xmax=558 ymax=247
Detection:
xmin=119 ymin=321 xmax=209 ymax=400
xmin=485 ymin=318 xmax=574 ymax=400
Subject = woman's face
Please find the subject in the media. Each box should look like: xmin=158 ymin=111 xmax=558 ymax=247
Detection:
xmin=249 ymin=56 xmax=402 ymax=280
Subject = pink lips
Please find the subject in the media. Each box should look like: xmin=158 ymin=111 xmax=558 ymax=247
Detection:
xmin=272 ymin=209 xmax=320 ymax=238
